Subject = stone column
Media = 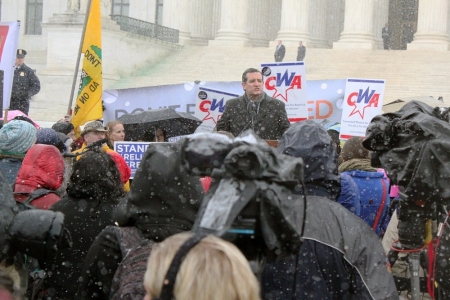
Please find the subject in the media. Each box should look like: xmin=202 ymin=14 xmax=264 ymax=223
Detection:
xmin=333 ymin=0 xmax=375 ymax=49
xmin=190 ymin=0 xmax=214 ymax=45
xmin=326 ymin=0 xmax=345 ymax=47
xmin=67 ymin=0 xmax=80 ymax=12
xmin=408 ymin=0 xmax=449 ymax=51
xmin=209 ymin=0 xmax=250 ymax=46
xmin=248 ymin=0 xmax=271 ymax=47
xmin=79 ymin=0 xmax=88 ymax=13
xmin=273 ymin=0 xmax=311 ymax=48
xmin=373 ymin=0 xmax=389 ymax=49
xmin=162 ymin=0 xmax=191 ymax=45
xmin=309 ymin=0 xmax=328 ymax=48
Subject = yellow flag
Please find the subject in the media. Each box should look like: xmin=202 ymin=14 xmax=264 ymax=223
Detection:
xmin=72 ymin=0 xmax=102 ymax=136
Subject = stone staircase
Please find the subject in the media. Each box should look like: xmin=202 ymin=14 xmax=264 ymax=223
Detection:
xmin=111 ymin=45 xmax=450 ymax=105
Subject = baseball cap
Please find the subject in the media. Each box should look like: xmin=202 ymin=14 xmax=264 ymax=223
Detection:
xmin=81 ymin=120 xmax=108 ymax=137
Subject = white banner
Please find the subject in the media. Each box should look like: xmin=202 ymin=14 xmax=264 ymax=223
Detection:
xmin=102 ymin=79 xmax=346 ymax=125
xmin=260 ymin=62 xmax=308 ymax=122
xmin=0 ymin=21 xmax=20 ymax=110
xmin=340 ymin=78 xmax=386 ymax=140
xmin=194 ymin=87 xmax=239 ymax=133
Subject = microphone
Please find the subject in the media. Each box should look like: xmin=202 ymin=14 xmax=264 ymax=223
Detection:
xmin=85 ymin=138 xmax=108 ymax=150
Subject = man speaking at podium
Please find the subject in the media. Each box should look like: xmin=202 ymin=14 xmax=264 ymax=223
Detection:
xmin=215 ymin=68 xmax=290 ymax=140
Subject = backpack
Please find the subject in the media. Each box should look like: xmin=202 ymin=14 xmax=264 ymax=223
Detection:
xmin=13 ymin=188 xmax=57 ymax=211
xmin=109 ymin=226 xmax=155 ymax=300
xmin=342 ymin=170 xmax=390 ymax=236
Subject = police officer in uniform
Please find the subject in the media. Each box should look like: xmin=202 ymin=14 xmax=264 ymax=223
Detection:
xmin=10 ymin=49 xmax=40 ymax=115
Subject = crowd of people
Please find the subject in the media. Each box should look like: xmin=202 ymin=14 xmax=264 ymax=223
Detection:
xmin=0 ymin=67 xmax=448 ymax=300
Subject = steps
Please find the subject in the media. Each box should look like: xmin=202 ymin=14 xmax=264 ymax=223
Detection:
xmin=111 ymin=45 xmax=450 ymax=104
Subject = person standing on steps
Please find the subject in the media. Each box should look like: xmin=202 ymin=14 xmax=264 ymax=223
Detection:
xmin=297 ymin=41 xmax=306 ymax=61
xmin=274 ymin=40 xmax=286 ymax=62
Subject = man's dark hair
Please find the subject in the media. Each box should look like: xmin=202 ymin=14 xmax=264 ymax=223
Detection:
xmin=242 ymin=68 xmax=262 ymax=83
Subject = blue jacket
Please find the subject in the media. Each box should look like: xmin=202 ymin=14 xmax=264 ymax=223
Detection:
xmin=342 ymin=170 xmax=390 ymax=235
xmin=339 ymin=173 xmax=361 ymax=216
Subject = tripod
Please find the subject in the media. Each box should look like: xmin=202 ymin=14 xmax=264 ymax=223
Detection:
xmin=387 ymin=205 xmax=449 ymax=300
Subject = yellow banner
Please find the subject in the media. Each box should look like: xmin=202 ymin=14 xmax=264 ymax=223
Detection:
xmin=72 ymin=0 xmax=102 ymax=135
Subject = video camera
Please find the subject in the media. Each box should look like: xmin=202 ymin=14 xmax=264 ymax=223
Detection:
xmin=182 ymin=131 xmax=305 ymax=266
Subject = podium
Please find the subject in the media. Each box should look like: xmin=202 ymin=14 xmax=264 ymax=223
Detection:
xmin=265 ymin=140 xmax=279 ymax=148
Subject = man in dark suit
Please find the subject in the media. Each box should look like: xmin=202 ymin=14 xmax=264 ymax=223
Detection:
xmin=297 ymin=41 xmax=306 ymax=61
xmin=274 ymin=40 xmax=286 ymax=62
xmin=10 ymin=49 xmax=41 ymax=115
xmin=215 ymin=68 xmax=290 ymax=140
xmin=382 ymin=23 xmax=390 ymax=50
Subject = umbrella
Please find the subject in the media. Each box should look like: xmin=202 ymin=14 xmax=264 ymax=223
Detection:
xmin=0 ymin=110 xmax=40 ymax=128
xmin=118 ymin=108 xmax=202 ymax=141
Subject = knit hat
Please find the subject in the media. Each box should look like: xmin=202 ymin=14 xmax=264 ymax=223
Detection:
xmin=52 ymin=121 xmax=74 ymax=135
xmin=36 ymin=128 xmax=59 ymax=146
xmin=339 ymin=136 xmax=369 ymax=163
xmin=0 ymin=120 xmax=36 ymax=154
xmin=81 ymin=120 xmax=108 ymax=137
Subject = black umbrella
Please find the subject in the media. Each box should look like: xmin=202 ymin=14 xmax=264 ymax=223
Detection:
xmin=118 ymin=108 xmax=202 ymax=141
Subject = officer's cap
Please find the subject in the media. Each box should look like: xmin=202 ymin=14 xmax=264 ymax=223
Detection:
xmin=16 ymin=49 xmax=27 ymax=58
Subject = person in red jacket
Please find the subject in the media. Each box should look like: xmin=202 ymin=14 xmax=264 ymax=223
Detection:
xmin=14 ymin=144 xmax=64 ymax=209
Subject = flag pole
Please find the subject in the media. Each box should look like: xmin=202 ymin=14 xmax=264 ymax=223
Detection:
xmin=67 ymin=0 xmax=93 ymax=115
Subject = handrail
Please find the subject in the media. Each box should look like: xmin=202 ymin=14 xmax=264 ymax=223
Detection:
xmin=110 ymin=15 xmax=179 ymax=44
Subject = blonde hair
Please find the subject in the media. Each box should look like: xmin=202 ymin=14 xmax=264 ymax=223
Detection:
xmin=106 ymin=120 xmax=124 ymax=138
xmin=144 ymin=232 xmax=261 ymax=300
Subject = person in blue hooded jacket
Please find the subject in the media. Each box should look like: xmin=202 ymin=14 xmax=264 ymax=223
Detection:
xmin=338 ymin=136 xmax=391 ymax=236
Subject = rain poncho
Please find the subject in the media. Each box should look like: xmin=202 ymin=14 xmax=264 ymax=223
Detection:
xmin=277 ymin=120 xmax=360 ymax=215
xmin=363 ymin=100 xmax=450 ymax=205
xmin=184 ymin=131 xmax=397 ymax=299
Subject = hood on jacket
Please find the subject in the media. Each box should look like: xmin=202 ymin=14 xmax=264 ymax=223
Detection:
xmin=186 ymin=131 xmax=305 ymax=261
xmin=277 ymin=120 xmax=340 ymax=199
xmin=118 ymin=140 xmax=204 ymax=241
xmin=14 ymin=144 xmax=65 ymax=193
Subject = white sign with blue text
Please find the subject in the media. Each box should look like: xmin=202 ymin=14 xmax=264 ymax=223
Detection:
xmin=114 ymin=141 xmax=151 ymax=179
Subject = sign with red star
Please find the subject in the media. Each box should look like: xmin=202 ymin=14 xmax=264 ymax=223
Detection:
xmin=194 ymin=87 xmax=239 ymax=133
xmin=340 ymin=78 xmax=386 ymax=140
xmin=261 ymin=62 xmax=308 ymax=122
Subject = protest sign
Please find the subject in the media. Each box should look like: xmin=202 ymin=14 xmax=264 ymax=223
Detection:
xmin=194 ymin=87 xmax=239 ymax=133
xmin=114 ymin=141 xmax=151 ymax=178
xmin=0 ymin=21 xmax=20 ymax=111
xmin=261 ymin=62 xmax=308 ymax=122
xmin=340 ymin=78 xmax=386 ymax=140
